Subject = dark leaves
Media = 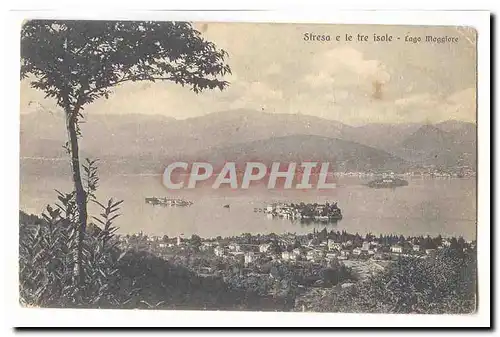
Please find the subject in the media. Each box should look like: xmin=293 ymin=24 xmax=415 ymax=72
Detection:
xmin=312 ymin=249 xmax=477 ymax=314
xmin=21 ymin=20 xmax=232 ymax=112
xmin=83 ymin=158 xmax=99 ymax=203
xmin=19 ymin=182 xmax=129 ymax=308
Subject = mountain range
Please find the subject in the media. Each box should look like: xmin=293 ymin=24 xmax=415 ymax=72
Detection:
xmin=20 ymin=109 xmax=476 ymax=175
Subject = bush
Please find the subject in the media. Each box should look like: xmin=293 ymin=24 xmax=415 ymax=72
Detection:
xmin=19 ymin=188 xmax=129 ymax=308
xmin=311 ymin=248 xmax=477 ymax=314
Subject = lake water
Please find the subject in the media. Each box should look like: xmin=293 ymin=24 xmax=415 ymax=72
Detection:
xmin=20 ymin=175 xmax=477 ymax=241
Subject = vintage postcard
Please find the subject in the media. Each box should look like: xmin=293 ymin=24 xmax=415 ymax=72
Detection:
xmin=18 ymin=17 xmax=483 ymax=323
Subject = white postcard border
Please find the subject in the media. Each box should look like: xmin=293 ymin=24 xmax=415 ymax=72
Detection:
xmin=3 ymin=9 xmax=491 ymax=328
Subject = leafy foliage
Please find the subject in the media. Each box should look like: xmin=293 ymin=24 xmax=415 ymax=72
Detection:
xmin=19 ymin=195 xmax=128 ymax=307
xmin=83 ymin=158 xmax=99 ymax=202
xmin=311 ymin=248 xmax=477 ymax=314
xmin=19 ymin=159 xmax=129 ymax=307
xmin=21 ymin=20 xmax=231 ymax=114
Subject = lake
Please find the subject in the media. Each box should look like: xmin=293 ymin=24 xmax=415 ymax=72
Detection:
xmin=19 ymin=175 xmax=477 ymax=241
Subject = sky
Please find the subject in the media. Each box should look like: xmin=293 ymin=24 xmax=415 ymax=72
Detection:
xmin=20 ymin=23 xmax=477 ymax=125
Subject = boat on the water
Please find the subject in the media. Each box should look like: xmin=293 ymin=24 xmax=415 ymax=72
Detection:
xmin=145 ymin=197 xmax=193 ymax=207
xmin=367 ymin=177 xmax=408 ymax=188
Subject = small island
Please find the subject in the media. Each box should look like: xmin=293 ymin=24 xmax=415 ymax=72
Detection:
xmin=367 ymin=177 xmax=409 ymax=189
xmin=145 ymin=197 xmax=193 ymax=207
xmin=258 ymin=202 xmax=343 ymax=222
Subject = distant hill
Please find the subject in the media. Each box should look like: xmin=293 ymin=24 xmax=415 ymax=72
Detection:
xmin=182 ymin=135 xmax=409 ymax=173
xmin=395 ymin=124 xmax=476 ymax=168
xmin=23 ymin=109 xmax=387 ymax=159
xmin=434 ymin=120 xmax=476 ymax=133
xmin=402 ymin=125 xmax=457 ymax=152
xmin=20 ymin=111 xmax=179 ymax=159
xmin=345 ymin=123 xmax=423 ymax=150
xmin=434 ymin=120 xmax=477 ymax=144
xmin=20 ymin=110 xmax=475 ymax=174
xmin=20 ymin=137 xmax=67 ymax=159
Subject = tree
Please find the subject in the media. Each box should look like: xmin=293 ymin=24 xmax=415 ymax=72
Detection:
xmin=320 ymin=268 xmax=339 ymax=287
xmin=457 ymin=236 xmax=466 ymax=250
xmin=21 ymin=20 xmax=231 ymax=286
xmin=190 ymin=234 xmax=202 ymax=251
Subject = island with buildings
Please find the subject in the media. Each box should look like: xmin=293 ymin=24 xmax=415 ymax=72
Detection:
xmin=367 ymin=177 xmax=409 ymax=188
xmin=145 ymin=197 xmax=193 ymax=207
xmin=257 ymin=202 xmax=343 ymax=222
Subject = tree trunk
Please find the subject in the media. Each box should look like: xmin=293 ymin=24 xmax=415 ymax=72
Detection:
xmin=65 ymin=111 xmax=87 ymax=286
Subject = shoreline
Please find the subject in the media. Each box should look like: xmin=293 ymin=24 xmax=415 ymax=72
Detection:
xmin=18 ymin=205 xmax=477 ymax=242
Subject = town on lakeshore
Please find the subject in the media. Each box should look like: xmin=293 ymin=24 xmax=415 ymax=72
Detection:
xmin=117 ymin=230 xmax=474 ymax=266
xmin=114 ymin=229 xmax=475 ymax=294
xmin=334 ymin=168 xmax=476 ymax=179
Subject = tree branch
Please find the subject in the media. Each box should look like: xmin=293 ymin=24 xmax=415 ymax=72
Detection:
xmin=83 ymin=74 xmax=176 ymax=97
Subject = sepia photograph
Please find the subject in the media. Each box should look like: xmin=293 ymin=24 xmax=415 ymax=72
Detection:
xmin=12 ymin=11 xmax=490 ymax=327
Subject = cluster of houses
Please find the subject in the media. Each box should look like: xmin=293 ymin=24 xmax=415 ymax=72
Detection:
xmin=403 ymin=165 xmax=476 ymax=178
xmin=116 ymin=232 xmax=473 ymax=268
xmin=116 ymin=234 xmax=185 ymax=254
xmin=334 ymin=172 xmax=379 ymax=177
xmin=205 ymin=236 xmax=459 ymax=266
xmin=333 ymin=167 xmax=476 ymax=179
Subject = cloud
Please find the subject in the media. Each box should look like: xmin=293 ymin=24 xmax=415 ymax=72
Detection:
xmin=438 ymin=88 xmax=476 ymax=122
xmin=394 ymin=93 xmax=439 ymax=108
xmin=20 ymin=24 xmax=476 ymax=125
xmin=229 ymin=80 xmax=284 ymax=110
xmin=264 ymin=62 xmax=282 ymax=76
xmin=303 ymin=47 xmax=391 ymax=91
xmin=294 ymin=46 xmax=476 ymax=124
xmin=391 ymin=88 xmax=476 ymax=123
